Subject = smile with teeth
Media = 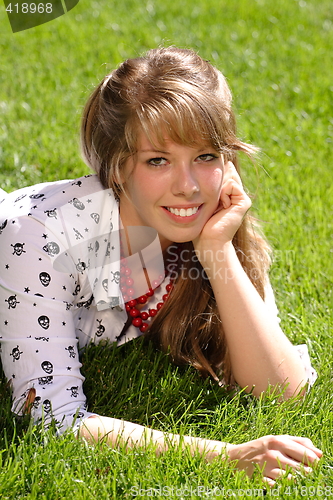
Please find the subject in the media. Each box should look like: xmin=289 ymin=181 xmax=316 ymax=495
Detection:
xmin=166 ymin=206 xmax=200 ymax=217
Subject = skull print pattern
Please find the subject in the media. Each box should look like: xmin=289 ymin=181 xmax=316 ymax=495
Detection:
xmin=0 ymin=176 xmax=125 ymax=430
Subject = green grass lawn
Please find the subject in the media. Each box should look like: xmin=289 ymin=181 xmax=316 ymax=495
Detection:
xmin=1 ymin=0 xmax=333 ymax=497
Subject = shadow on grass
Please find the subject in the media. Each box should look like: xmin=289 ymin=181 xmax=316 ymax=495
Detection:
xmin=80 ymin=337 xmax=239 ymax=429
xmin=0 ymin=338 xmax=239 ymax=449
xmin=0 ymin=363 xmax=31 ymax=448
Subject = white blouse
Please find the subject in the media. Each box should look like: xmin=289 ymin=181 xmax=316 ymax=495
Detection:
xmin=0 ymin=175 xmax=317 ymax=433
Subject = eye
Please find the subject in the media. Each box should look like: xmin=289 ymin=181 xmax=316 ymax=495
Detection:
xmin=196 ymin=153 xmax=219 ymax=162
xmin=148 ymin=157 xmax=168 ymax=166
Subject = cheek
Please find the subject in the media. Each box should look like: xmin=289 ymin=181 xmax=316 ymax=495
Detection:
xmin=134 ymin=172 xmax=166 ymax=201
xmin=206 ymin=169 xmax=224 ymax=196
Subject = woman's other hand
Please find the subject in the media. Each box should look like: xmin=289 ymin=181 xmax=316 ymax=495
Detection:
xmin=227 ymin=435 xmax=322 ymax=486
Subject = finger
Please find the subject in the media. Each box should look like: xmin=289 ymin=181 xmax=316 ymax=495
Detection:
xmin=223 ymin=161 xmax=243 ymax=186
xmin=220 ymin=180 xmax=233 ymax=209
xmin=281 ymin=435 xmax=318 ymax=448
xmin=262 ymin=477 xmax=276 ymax=487
xmin=284 ymin=443 xmax=321 ymax=466
xmin=263 ymin=452 xmax=312 ymax=476
xmin=279 ymin=458 xmax=313 ymax=474
xmin=286 ymin=436 xmax=323 ymax=458
xmin=265 ymin=468 xmax=294 ymax=481
xmin=257 ymin=448 xmax=314 ymax=478
xmin=222 ymin=161 xmax=233 ymax=183
xmin=220 ymin=179 xmax=250 ymax=210
xmin=271 ymin=436 xmax=322 ymax=465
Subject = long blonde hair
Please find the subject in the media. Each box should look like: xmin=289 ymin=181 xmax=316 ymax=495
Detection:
xmin=81 ymin=46 xmax=270 ymax=383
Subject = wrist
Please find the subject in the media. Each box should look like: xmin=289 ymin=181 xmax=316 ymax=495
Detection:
xmin=194 ymin=242 xmax=240 ymax=283
xmin=192 ymin=437 xmax=230 ymax=462
xmin=224 ymin=443 xmax=240 ymax=463
xmin=194 ymin=241 xmax=234 ymax=266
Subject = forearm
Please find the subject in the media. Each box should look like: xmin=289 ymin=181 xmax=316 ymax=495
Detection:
xmin=78 ymin=415 xmax=227 ymax=461
xmin=200 ymin=242 xmax=307 ymax=397
xmin=78 ymin=416 xmax=322 ymax=484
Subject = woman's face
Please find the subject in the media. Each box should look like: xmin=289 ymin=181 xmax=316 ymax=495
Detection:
xmin=119 ymin=131 xmax=224 ymax=250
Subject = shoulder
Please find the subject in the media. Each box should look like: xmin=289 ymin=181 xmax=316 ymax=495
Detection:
xmin=0 ymin=175 xmax=119 ymax=272
xmin=0 ymin=175 xmax=119 ymax=236
xmin=0 ymin=175 xmax=109 ymax=221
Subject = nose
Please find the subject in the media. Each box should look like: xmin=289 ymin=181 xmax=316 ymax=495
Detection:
xmin=171 ymin=162 xmax=199 ymax=198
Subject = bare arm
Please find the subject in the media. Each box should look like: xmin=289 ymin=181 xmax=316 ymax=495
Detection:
xmin=198 ymin=242 xmax=306 ymax=397
xmin=193 ymin=161 xmax=307 ymax=397
xmin=78 ymin=415 xmax=225 ymax=460
xmin=78 ymin=415 xmax=322 ymax=484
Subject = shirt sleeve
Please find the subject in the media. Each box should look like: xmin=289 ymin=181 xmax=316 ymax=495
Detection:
xmin=264 ymin=280 xmax=317 ymax=387
xmin=0 ymin=213 xmax=96 ymax=433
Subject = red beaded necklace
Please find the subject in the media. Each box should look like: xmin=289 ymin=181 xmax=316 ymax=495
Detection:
xmin=120 ymin=257 xmax=174 ymax=332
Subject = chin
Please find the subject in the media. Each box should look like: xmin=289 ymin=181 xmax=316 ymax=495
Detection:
xmin=160 ymin=232 xmax=200 ymax=246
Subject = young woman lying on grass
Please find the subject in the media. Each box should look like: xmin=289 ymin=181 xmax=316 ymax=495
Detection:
xmin=0 ymin=46 xmax=321 ymax=485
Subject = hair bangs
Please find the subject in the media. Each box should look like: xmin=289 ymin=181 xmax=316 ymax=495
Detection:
xmin=127 ymin=90 xmax=233 ymax=154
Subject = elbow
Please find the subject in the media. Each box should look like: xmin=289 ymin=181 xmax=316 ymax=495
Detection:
xmin=240 ymin=373 xmax=309 ymax=401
